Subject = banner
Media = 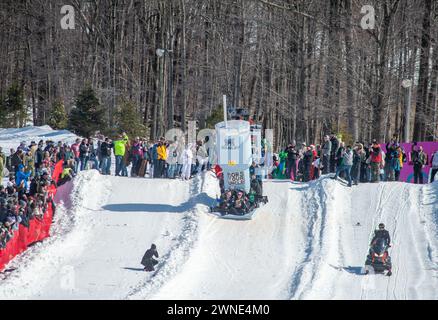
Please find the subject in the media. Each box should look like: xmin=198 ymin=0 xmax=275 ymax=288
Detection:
xmin=381 ymin=142 xmax=438 ymax=183
xmin=0 ymin=161 xmax=63 ymax=271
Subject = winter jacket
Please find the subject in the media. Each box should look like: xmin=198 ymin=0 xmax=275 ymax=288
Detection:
xmin=166 ymin=144 xmax=179 ymax=165
xmin=16 ymin=167 xmax=32 ymax=189
xmin=131 ymin=142 xmax=143 ymax=157
xmin=343 ymin=149 xmax=353 ymax=166
xmin=412 ymin=150 xmax=426 ymax=166
xmin=79 ymin=143 xmax=89 ymax=158
xmin=330 ymin=137 xmax=339 ymax=156
xmin=371 ymin=229 xmax=391 ymax=246
xmin=10 ymin=152 xmax=22 ymax=168
xmin=370 ymin=146 xmax=382 ymax=163
xmin=71 ymin=143 xmax=80 ymax=158
xmin=114 ymin=134 xmax=129 ymax=157
xmin=100 ymin=142 xmax=114 ymax=157
xmin=322 ymin=141 xmax=332 ymax=156
xmin=285 ymin=146 xmax=299 ymax=162
xmin=141 ymin=248 xmax=159 ymax=267
xmin=157 ymin=145 xmax=167 ymax=161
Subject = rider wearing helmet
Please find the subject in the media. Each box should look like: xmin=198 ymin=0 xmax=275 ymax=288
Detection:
xmin=371 ymin=223 xmax=391 ymax=247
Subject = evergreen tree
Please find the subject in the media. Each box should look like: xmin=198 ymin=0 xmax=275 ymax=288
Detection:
xmin=0 ymin=83 xmax=26 ymax=127
xmin=113 ymin=99 xmax=147 ymax=138
xmin=48 ymin=100 xmax=68 ymax=129
xmin=205 ymin=106 xmax=225 ymax=129
xmin=69 ymin=85 xmax=106 ymax=137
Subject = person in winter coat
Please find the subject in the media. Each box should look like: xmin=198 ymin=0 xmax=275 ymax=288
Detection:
xmin=10 ymin=149 xmax=24 ymax=173
xmin=302 ymin=147 xmax=314 ymax=182
xmin=181 ymin=143 xmax=193 ymax=180
xmin=15 ymin=164 xmax=32 ymax=194
xmin=71 ymin=138 xmax=81 ymax=173
xmin=166 ymin=141 xmax=179 ymax=179
xmin=332 ymin=145 xmax=353 ymax=187
xmin=411 ymin=144 xmax=427 ymax=184
xmin=394 ymin=145 xmax=405 ymax=182
xmin=79 ymin=139 xmax=90 ymax=171
xmin=329 ymin=134 xmax=340 ymax=173
xmin=156 ymin=140 xmax=167 ymax=178
xmin=130 ymin=138 xmax=143 ymax=177
xmin=0 ymin=147 xmax=6 ymax=177
xmin=321 ymin=136 xmax=332 ymax=175
xmin=351 ymin=144 xmax=364 ymax=186
xmin=430 ymin=150 xmax=438 ymax=183
xmin=371 ymin=223 xmax=391 ymax=247
xmin=196 ymin=141 xmax=208 ymax=174
xmin=100 ymin=138 xmax=113 ymax=175
xmin=141 ymin=244 xmax=159 ymax=272
xmin=285 ymin=143 xmax=299 ymax=180
xmin=114 ymin=133 xmax=129 ymax=176
xmin=369 ymin=141 xmax=383 ymax=183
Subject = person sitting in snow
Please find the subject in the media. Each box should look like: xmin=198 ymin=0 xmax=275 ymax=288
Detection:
xmin=371 ymin=223 xmax=391 ymax=247
xmin=141 ymin=244 xmax=159 ymax=272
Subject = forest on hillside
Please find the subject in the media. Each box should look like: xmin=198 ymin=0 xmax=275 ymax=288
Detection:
xmin=0 ymin=0 xmax=437 ymax=147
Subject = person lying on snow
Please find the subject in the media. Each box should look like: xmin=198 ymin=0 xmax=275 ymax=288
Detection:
xmin=371 ymin=223 xmax=391 ymax=247
xmin=141 ymin=244 xmax=159 ymax=272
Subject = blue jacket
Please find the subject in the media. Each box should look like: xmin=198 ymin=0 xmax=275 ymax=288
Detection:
xmin=16 ymin=169 xmax=32 ymax=189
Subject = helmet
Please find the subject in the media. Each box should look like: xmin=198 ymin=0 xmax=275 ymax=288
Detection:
xmin=378 ymin=223 xmax=385 ymax=229
xmin=151 ymin=244 xmax=157 ymax=250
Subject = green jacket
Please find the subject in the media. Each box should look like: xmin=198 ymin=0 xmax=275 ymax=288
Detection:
xmin=114 ymin=134 xmax=129 ymax=156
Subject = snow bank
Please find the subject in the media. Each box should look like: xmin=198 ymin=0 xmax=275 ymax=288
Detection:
xmin=0 ymin=170 xmax=110 ymax=298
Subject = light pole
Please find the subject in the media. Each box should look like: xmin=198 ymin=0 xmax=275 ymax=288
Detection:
xmin=156 ymin=48 xmax=174 ymax=132
xmin=402 ymin=79 xmax=412 ymax=142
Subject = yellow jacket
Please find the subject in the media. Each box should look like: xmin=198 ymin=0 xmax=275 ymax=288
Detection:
xmin=157 ymin=145 xmax=167 ymax=161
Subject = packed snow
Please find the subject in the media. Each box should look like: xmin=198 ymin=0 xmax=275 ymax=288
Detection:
xmin=1 ymin=126 xmax=438 ymax=300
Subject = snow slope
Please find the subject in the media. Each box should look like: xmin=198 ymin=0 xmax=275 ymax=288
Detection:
xmin=0 ymin=125 xmax=78 ymax=155
xmin=1 ymin=126 xmax=437 ymax=299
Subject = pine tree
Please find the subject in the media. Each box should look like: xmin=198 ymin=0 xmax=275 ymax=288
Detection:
xmin=205 ymin=106 xmax=225 ymax=129
xmin=48 ymin=100 xmax=68 ymax=129
xmin=0 ymin=83 xmax=26 ymax=127
xmin=113 ymin=99 xmax=147 ymax=138
xmin=69 ymin=85 xmax=106 ymax=137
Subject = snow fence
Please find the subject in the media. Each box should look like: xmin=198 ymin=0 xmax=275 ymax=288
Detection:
xmin=0 ymin=161 xmax=64 ymax=271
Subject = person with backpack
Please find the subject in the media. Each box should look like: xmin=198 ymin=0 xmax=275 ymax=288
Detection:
xmin=411 ymin=144 xmax=427 ymax=184
xmin=430 ymin=150 xmax=438 ymax=183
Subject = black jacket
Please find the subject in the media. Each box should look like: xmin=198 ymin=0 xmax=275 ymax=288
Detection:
xmin=285 ymin=147 xmax=299 ymax=162
xmin=100 ymin=142 xmax=114 ymax=157
xmin=141 ymin=248 xmax=159 ymax=267
xmin=371 ymin=230 xmax=391 ymax=246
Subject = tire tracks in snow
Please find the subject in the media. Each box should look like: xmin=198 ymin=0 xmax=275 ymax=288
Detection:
xmin=125 ymin=174 xmax=207 ymax=300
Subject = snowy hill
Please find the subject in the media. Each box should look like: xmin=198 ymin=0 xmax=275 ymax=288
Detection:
xmin=0 ymin=127 xmax=437 ymax=299
xmin=0 ymin=126 xmax=78 ymax=155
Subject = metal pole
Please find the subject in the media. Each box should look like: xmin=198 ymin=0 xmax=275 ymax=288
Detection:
xmin=167 ymin=51 xmax=174 ymax=130
xmin=404 ymin=86 xmax=412 ymax=142
xmin=223 ymin=95 xmax=228 ymax=128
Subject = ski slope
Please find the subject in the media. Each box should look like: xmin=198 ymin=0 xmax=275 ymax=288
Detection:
xmin=1 ymin=126 xmax=438 ymax=299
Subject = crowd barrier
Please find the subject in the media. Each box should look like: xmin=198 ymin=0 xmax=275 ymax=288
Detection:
xmin=0 ymin=161 xmax=63 ymax=271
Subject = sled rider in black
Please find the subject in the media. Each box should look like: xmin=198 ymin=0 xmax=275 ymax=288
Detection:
xmin=371 ymin=223 xmax=391 ymax=247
